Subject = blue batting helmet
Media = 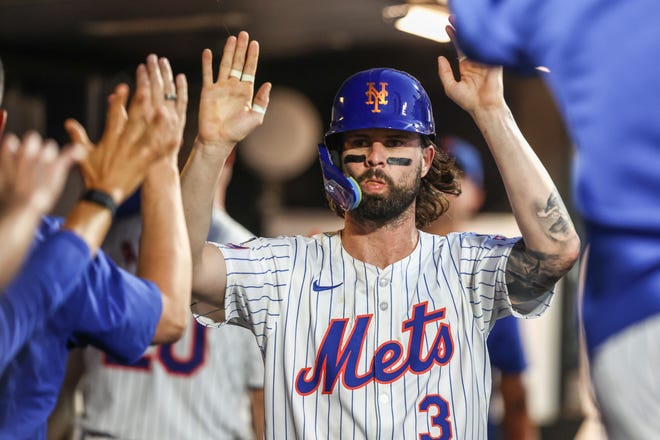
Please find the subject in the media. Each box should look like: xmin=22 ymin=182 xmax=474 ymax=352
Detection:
xmin=324 ymin=68 xmax=435 ymax=149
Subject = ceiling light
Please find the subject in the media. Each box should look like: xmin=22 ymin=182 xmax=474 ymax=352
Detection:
xmin=383 ymin=4 xmax=450 ymax=43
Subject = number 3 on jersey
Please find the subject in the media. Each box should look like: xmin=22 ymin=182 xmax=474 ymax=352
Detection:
xmin=419 ymin=394 xmax=453 ymax=440
xmin=104 ymin=321 xmax=207 ymax=376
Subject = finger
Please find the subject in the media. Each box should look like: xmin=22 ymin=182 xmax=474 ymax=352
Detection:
xmin=241 ymin=40 xmax=260 ymax=84
xmin=0 ymin=109 xmax=7 ymax=137
xmin=103 ymin=83 xmax=130 ymax=143
xmin=123 ymin=64 xmax=152 ymax=144
xmin=446 ymin=25 xmax=466 ymax=61
xmin=201 ymin=49 xmax=214 ymax=87
xmin=147 ymin=54 xmax=165 ymax=108
xmin=251 ymin=82 xmax=272 ymax=117
xmin=58 ymin=143 xmax=88 ymax=168
xmin=12 ymin=132 xmax=41 ymax=180
xmin=18 ymin=131 xmax=43 ymax=161
xmin=111 ymin=83 xmax=130 ymax=109
xmin=230 ymin=31 xmax=250 ymax=79
xmin=437 ymin=56 xmax=458 ymax=90
xmin=159 ymin=57 xmax=176 ymax=102
xmin=0 ymin=133 xmax=19 ymax=171
xmin=175 ymin=73 xmax=189 ymax=122
xmin=44 ymin=143 xmax=83 ymax=206
xmin=40 ymin=139 xmax=59 ymax=163
xmin=218 ymin=35 xmax=237 ymax=82
xmin=64 ymin=118 xmax=93 ymax=148
xmin=129 ymin=64 xmax=151 ymax=119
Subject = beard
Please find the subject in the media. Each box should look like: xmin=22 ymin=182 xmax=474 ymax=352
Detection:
xmin=350 ymin=166 xmax=421 ymax=224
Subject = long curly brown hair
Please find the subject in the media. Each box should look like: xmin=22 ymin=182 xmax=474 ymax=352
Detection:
xmin=326 ymin=136 xmax=462 ymax=229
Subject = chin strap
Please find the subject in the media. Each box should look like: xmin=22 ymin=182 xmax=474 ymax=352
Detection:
xmin=318 ymin=143 xmax=361 ymax=211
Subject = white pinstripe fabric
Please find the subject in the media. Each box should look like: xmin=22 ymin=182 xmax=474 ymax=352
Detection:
xmin=79 ymin=214 xmax=264 ymax=440
xmin=199 ymin=231 xmax=554 ymax=439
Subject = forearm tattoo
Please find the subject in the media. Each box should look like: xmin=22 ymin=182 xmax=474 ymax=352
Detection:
xmin=506 ymin=190 xmax=576 ymax=304
xmin=506 ymin=240 xmax=563 ymax=304
xmin=537 ymin=190 xmax=573 ymax=242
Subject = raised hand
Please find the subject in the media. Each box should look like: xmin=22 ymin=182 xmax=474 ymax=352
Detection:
xmin=197 ymin=31 xmax=271 ymax=152
xmin=141 ymin=55 xmax=189 ymax=164
xmin=65 ymin=55 xmax=188 ymax=205
xmin=437 ymin=21 xmax=505 ymax=115
xmin=0 ymin=132 xmax=86 ymax=289
xmin=0 ymin=131 xmax=86 ymax=216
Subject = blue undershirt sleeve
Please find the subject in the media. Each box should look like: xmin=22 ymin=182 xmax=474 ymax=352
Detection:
xmin=0 ymin=230 xmax=91 ymax=373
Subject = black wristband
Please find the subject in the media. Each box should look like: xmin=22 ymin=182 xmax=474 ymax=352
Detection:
xmin=81 ymin=189 xmax=117 ymax=216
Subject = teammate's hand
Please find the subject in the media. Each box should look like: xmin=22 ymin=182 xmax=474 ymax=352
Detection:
xmin=436 ymin=21 xmax=505 ymax=115
xmin=64 ymin=55 xmax=188 ymax=205
xmin=0 ymin=131 xmax=86 ymax=215
xmin=197 ymin=31 xmax=271 ymax=152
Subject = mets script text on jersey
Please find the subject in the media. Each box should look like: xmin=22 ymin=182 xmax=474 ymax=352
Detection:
xmin=295 ymin=302 xmax=454 ymax=395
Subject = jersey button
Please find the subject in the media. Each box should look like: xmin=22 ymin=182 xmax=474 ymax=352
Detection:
xmin=379 ymin=393 xmax=390 ymax=404
xmin=379 ymin=302 xmax=388 ymax=311
xmin=378 ymin=278 xmax=389 ymax=287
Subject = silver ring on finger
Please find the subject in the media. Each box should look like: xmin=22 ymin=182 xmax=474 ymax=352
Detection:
xmin=241 ymin=73 xmax=255 ymax=83
xmin=229 ymin=69 xmax=242 ymax=80
xmin=164 ymin=93 xmax=178 ymax=101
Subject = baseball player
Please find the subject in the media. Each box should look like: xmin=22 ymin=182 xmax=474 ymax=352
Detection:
xmin=0 ymin=55 xmax=190 ymax=439
xmin=72 ymin=162 xmax=264 ymax=440
xmin=181 ymin=31 xmax=579 ymax=439
xmin=449 ymin=3 xmax=660 ymax=437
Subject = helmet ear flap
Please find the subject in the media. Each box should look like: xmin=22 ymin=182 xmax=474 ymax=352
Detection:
xmin=318 ymin=144 xmax=362 ymax=212
xmin=329 ymin=149 xmax=341 ymax=169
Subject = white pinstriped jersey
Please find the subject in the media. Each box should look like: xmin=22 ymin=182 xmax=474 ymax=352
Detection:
xmin=198 ymin=230 xmax=553 ymax=440
xmin=78 ymin=213 xmax=263 ymax=440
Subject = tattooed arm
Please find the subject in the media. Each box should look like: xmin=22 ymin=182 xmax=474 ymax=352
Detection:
xmin=505 ymin=191 xmax=578 ymax=303
xmin=437 ymin=27 xmax=580 ymax=303
xmin=474 ymin=104 xmax=580 ymax=303
xmin=475 ymin=106 xmax=580 ymax=303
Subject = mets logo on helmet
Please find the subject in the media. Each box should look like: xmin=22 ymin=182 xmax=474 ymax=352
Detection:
xmin=365 ymin=81 xmax=388 ymax=113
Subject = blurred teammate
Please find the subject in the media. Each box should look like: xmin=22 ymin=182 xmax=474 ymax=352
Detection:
xmin=71 ymin=156 xmax=264 ymax=440
xmin=424 ymin=137 xmax=485 ymax=237
xmin=0 ymin=58 xmax=85 ymax=290
xmin=425 ymin=137 xmax=538 ymax=440
xmin=180 ymin=31 xmax=578 ymax=438
xmin=0 ymin=54 xmax=191 ymax=440
xmin=449 ymin=3 xmax=660 ymax=437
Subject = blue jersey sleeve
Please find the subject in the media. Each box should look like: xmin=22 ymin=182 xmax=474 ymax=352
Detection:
xmin=487 ymin=315 xmax=527 ymax=374
xmin=449 ymin=0 xmax=540 ymax=72
xmin=0 ymin=227 xmax=91 ymax=374
xmin=69 ymin=251 xmax=163 ymax=364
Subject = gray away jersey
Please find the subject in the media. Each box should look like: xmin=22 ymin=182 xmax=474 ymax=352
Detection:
xmin=197 ymin=230 xmax=554 ymax=440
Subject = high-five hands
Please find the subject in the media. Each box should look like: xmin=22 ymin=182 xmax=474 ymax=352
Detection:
xmin=197 ymin=31 xmax=271 ymax=153
xmin=0 ymin=131 xmax=86 ymax=289
xmin=65 ymin=55 xmax=188 ymax=206
xmin=0 ymin=132 xmax=86 ymax=217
